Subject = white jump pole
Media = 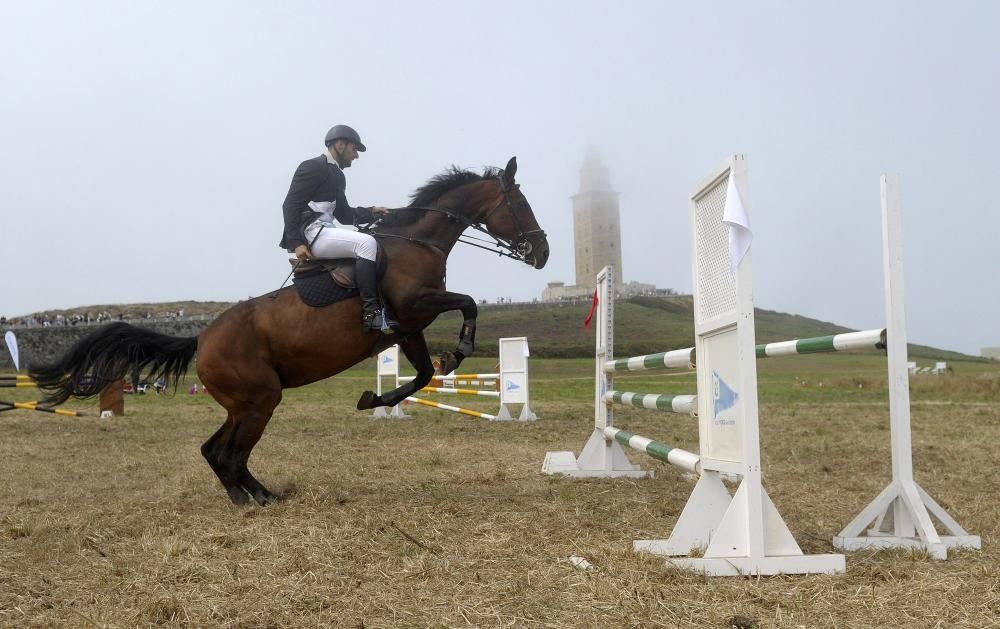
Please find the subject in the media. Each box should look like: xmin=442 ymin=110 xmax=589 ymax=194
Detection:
xmin=832 ymin=175 xmax=980 ymax=558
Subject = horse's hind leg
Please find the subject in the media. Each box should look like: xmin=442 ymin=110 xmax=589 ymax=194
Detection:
xmin=200 ymin=364 xmax=283 ymax=505
xmin=201 ymin=412 xmax=239 ymax=499
xmin=227 ymin=402 xmax=283 ymax=505
xmin=202 ymin=397 xmax=282 ymax=505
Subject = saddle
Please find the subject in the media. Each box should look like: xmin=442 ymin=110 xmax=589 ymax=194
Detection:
xmin=288 ymin=257 xmax=360 ymax=308
xmin=288 ymin=244 xmax=388 ymax=309
xmin=290 ymin=258 xmax=358 ymax=289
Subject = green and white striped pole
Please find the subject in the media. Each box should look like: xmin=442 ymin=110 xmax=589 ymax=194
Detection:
xmin=604 ymin=391 xmax=696 ymax=415
xmin=756 ymin=328 xmax=885 ymax=358
xmin=604 ymin=347 xmax=695 ymax=373
xmin=603 ymin=427 xmax=700 ymax=474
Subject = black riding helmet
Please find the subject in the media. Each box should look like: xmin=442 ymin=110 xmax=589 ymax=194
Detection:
xmin=324 ymin=124 xmax=366 ymax=152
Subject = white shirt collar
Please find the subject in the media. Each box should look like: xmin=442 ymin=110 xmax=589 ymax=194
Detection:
xmin=325 ymin=150 xmax=341 ymax=168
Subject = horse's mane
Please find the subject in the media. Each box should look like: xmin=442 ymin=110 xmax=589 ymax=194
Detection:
xmin=376 ymin=166 xmax=502 ymax=229
xmin=410 ymin=166 xmax=501 ymax=207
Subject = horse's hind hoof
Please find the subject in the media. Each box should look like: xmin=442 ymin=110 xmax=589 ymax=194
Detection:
xmin=253 ymin=490 xmax=282 ymax=506
xmin=357 ymin=390 xmax=377 ymax=410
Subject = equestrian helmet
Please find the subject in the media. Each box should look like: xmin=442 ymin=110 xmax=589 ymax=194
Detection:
xmin=324 ymin=124 xmax=366 ymax=152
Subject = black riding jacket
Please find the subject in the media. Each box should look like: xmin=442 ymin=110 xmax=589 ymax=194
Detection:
xmin=279 ymin=154 xmax=375 ymax=251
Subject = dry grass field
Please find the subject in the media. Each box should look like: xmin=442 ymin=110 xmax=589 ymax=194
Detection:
xmin=1 ymin=356 xmax=998 ymax=628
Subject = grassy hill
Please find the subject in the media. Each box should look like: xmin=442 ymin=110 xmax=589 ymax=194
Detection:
xmin=421 ymin=296 xmax=977 ymax=361
xmin=13 ymin=296 xmax=979 ymax=361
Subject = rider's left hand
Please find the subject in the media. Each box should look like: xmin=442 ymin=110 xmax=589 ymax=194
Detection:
xmin=371 ymin=206 xmax=390 ymax=216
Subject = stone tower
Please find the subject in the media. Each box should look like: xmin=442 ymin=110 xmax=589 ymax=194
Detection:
xmin=572 ymin=151 xmax=623 ymax=286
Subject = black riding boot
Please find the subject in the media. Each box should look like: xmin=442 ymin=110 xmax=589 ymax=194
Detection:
xmin=356 ymin=258 xmax=393 ymax=333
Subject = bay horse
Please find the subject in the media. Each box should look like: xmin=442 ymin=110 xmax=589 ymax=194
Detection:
xmin=30 ymin=156 xmax=549 ymax=505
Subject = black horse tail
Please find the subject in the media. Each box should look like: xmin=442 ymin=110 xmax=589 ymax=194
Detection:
xmin=28 ymin=322 xmax=199 ymax=405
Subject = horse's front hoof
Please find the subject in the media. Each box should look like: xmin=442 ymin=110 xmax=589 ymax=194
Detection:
xmin=226 ymin=486 xmax=252 ymax=505
xmin=357 ymin=390 xmax=377 ymax=410
xmin=439 ymin=352 xmax=459 ymax=375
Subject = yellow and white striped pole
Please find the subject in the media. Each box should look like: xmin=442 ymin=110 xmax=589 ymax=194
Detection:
xmin=418 ymin=386 xmax=500 ymax=398
xmin=405 ymin=396 xmax=496 ymax=420
xmin=0 ymin=375 xmax=37 ymax=388
xmin=0 ymin=399 xmax=86 ymax=417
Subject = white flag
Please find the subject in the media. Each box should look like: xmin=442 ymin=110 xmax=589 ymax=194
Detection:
xmin=722 ymin=173 xmax=752 ymax=273
xmin=5 ymin=331 xmax=19 ymax=372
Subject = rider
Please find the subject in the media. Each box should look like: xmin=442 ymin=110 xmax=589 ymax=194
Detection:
xmin=280 ymin=124 xmax=395 ymax=332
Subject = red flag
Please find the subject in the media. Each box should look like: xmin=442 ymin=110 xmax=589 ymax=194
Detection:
xmin=583 ymin=289 xmax=599 ymax=329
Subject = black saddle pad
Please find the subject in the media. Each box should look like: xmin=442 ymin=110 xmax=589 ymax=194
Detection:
xmin=293 ymin=271 xmax=359 ymax=308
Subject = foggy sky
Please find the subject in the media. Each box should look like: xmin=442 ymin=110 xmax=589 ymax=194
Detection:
xmin=1 ymin=1 xmax=997 ymax=355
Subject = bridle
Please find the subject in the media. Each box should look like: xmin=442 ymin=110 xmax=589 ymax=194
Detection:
xmin=475 ymin=175 xmax=547 ymax=263
xmin=363 ymin=175 xmax=547 ymax=264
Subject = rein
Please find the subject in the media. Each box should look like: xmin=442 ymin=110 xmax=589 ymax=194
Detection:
xmin=360 ymin=177 xmax=545 ymax=263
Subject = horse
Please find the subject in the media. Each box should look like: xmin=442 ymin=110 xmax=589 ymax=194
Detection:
xmin=29 ymin=156 xmax=549 ymax=505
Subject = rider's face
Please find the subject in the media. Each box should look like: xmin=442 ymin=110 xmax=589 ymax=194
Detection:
xmin=334 ymin=140 xmax=360 ymax=168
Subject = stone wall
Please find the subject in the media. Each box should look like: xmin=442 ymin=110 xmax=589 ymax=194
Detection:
xmin=1 ymin=319 xmax=213 ymax=370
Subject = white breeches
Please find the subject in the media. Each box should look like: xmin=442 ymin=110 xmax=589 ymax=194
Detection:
xmin=303 ymin=221 xmax=377 ymax=261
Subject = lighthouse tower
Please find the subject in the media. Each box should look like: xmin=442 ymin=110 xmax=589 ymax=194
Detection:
xmin=573 ymin=150 xmax=623 ymax=287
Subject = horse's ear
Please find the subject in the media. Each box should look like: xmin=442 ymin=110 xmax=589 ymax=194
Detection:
xmin=503 ymin=156 xmax=517 ymax=185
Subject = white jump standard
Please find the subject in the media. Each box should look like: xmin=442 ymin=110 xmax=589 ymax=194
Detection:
xmin=373 ymin=336 xmax=537 ymax=421
xmin=372 ymin=346 xmax=409 ymax=418
xmin=545 ymin=155 xmax=845 ymax=576
xmin=831 ymin=175 xmax=979 ymax=558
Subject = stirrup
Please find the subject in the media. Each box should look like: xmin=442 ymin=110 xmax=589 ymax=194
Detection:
xmin=363 ymin=309 xmax=398 ymax=334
